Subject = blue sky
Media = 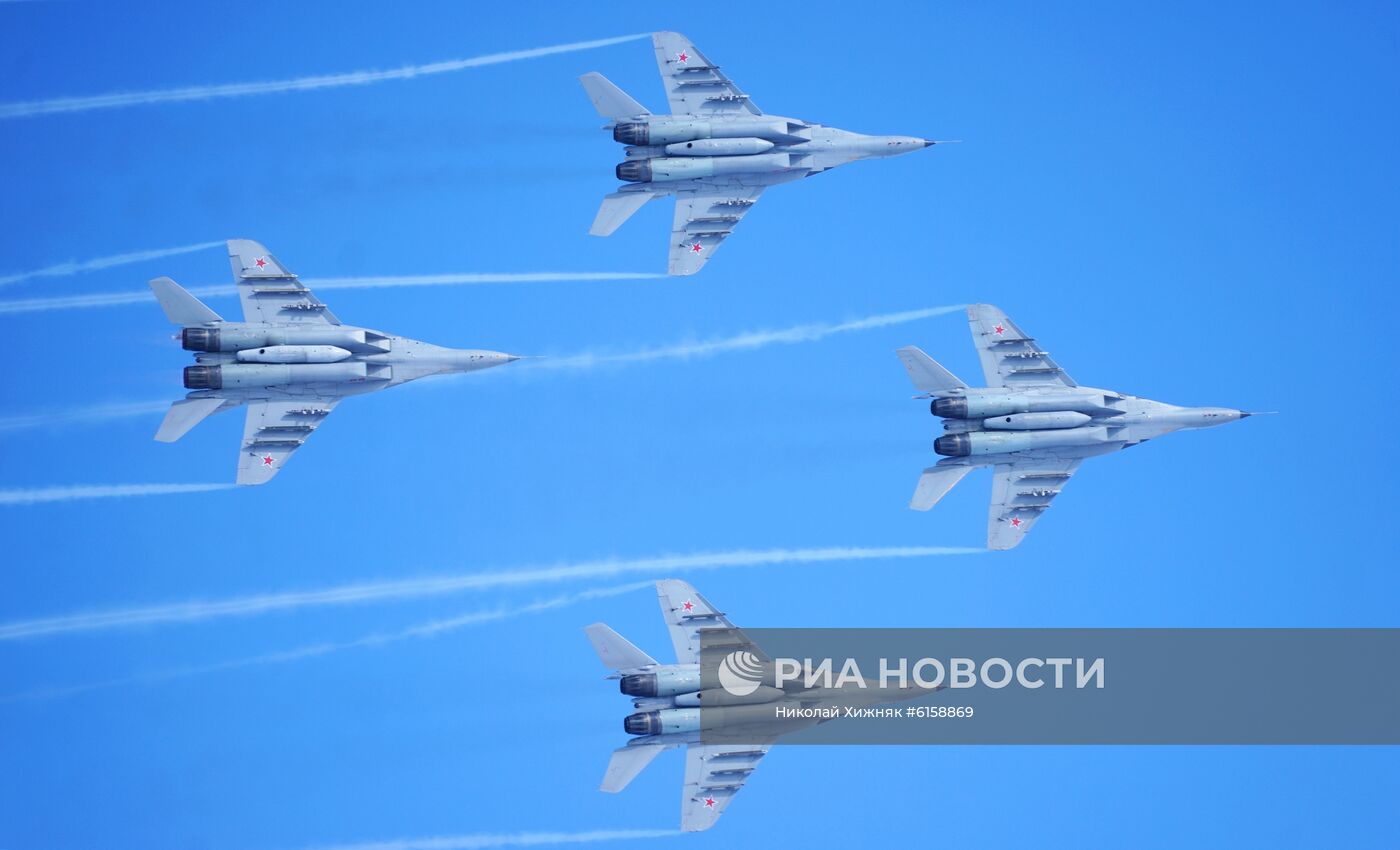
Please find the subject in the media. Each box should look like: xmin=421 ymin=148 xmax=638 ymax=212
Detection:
xmin=1 ymin=1 xmax=1398 ymax=848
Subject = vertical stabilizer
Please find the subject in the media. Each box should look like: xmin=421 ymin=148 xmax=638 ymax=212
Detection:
xmin=897 ymin=346 xmax=967 ymax=394
xmin=600 ymin=744 xmax=672 ymax=793
xmin=149 ymin=277 xmax=222 ymax=325
xmin=579 ymin=72 xmax=649 ymax=120
xmin=584 ymin=623 xmax=658 ymax=670
xmin=590 ymin=191 xmax=654 ymax=237
xmin=911 ymin=465 xmax=973 ymax=511
xmin=154 ymin=398 xmax=229 ymax=443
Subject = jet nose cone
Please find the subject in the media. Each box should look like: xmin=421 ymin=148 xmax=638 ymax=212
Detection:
xmin=457 ymin=350 xmax=523 ymax=370
xmin=923 ymin=139 xmax=937 ymax=148
xmin=1195 ymin=407 xmax=1250 ymax=427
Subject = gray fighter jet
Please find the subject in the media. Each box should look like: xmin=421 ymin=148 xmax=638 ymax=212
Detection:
xmin=899 ymin=305 xmax=1264 ymax=549
xmin=150 ymin=239 xmax=521 ymax=485
xmin=581 ymin=31 xmax=947 ymax=275
xmin=587 ymin=580 xmax=934 ymax=832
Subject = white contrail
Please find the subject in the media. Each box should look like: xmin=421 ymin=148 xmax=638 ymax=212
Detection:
xmin=292 ymin=830 xmax=678 ymax=850
xmin=0 ymin=272 xmax=662 ymax=315
xmin=0 ymin=241 xmax=223 ymax=288
xmin=0 ymin=483 xmax=232 ymax=506
xmin=0 ymin=34 xmax=648 ymax=120
xmin=534 ymin=305 xmax=967 ymax=369
xmin=0 ymin=400 xmax=170 ymax=434
xmin=2 ymin=582 xmax=653 ymax=703
xmin=0 ymin=546 xmax=979 ymax=641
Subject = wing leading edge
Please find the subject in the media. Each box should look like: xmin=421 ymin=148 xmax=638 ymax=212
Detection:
xmin=668 ymin=186 xmax=765 ymax=275
xmin=651 ymin=32 xmax=761 ymax=116
xmin=228 ymin=239 xmax=340 ymax=325
xmin=987 ymin=457 xmax=1083 ymax=550
xmin=236 ymin=398 xmax=341 ymax=485
xmin=655 ymin=578 xmax=739 ymax=665
xmin=681 ymin=743 xmax=771 ymax=832
xmin=967 ymin=304 xmax=1076 ymax=389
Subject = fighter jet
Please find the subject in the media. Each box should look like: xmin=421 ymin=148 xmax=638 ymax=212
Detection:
xmin=587 ymin=580 xmax=935 ymax=832
xmin=150 ymin=239 xmax=521 ymax=485
xmin=899 ymin=305 xmax=1265 ymax=550
xmin=580 ymin=31 xmax=947 ymax=275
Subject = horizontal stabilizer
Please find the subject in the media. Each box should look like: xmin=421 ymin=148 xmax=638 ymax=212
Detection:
xmin=897 ymin=346 xmax=967 ymax=394
xmin=590 ymin=192 xmax=654 ymax=237
xmin=154 ymin=398 xmax=228 ymax=443
xmin=911 ymin=465 xmax=973 ymax=511
xmin=149 ymin=277 xmax=222 ymax=325
xmin=584 ymin=623 xmax=657 ymax=670
xmin=580 ymin=72 xmax=649 ymax=120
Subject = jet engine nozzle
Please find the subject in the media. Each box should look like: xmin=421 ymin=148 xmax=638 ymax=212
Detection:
xmin=620 ymin=674 xmax=656 ymax=697
xmin=183 ymin=365 xmax=222 ymax=390
xmin=934 ymin=433 xmax=971 ymax=457
xmin=623 ymin=711 xmax=661 ymax=736
xmin=620 ymin=668 xmax=701 ymax=698
xmin=623 ymin=708 xmax=701 ymax=736
xmin=615 ymin=160 xmax=653 ymax=183
xmin=933 ymin=397 xmax=969 ymax=418
xmin=613 ymin=122 xmax=649 ymax=145
xmin=182 ymin=327 xmax=221 ymax=352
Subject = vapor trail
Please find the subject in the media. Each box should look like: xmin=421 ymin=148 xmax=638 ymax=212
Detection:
xmin=0 ymin=34 xmax=648 ymax=119
xmin=2 ymin=582 xmax=652 ymax=703
xmin=0 ymin=546 xmax=979 ymax=641
xmin=0 ymin=241 xmax=222 ymax=288
xmin=535 ymin=305 xmax=967 ymax=369
xmin=292 ymin=830 xmax=679 ymax=850
xmin=0 ymin=400 xmax=170 ymax=434
xmin=0 ymin=482 xmax=233 ymax=506
xmin=0 ymin=272 xmax=662 ymax=315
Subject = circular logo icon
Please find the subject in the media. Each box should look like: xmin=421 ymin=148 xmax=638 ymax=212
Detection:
xmin=717 ymin=650 xmax=765 ymax=697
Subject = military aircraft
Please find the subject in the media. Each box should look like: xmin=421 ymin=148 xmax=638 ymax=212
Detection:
xmin=149 ymin=239 xmax=521 ymax=485
xmin=580 ymin=31 xmax=948 ymax=275
xmin=898 ymin=304 xmax=1265 ymax=549
xmin=586 ymin=579 xmax=935 ymax=832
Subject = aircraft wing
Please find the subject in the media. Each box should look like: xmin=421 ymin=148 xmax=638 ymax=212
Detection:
xmin=651 ymin=32 xmax=762 ymax=116
xmin=681 ymin=743 xmax=771 ymax=832
xmin=227 ymin=239 xmax=341 ymax=325
xmin=987 ymin=457 xmax=1083 ymax=550
xmin=668 ymin=186 xmax=765 ymax=275
xmin=967 ymin=304 xmax=1076 ymax=389
xmin=236 ymin=398 xmax=341 ymax=485
xmin=656 ymin=579 xmax=741 ymax=665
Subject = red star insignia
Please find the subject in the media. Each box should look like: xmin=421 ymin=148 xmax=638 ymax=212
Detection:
xmin=254 ymin=257 xmax=267 ymax=270
xmin=689 ymin=243 xmax=703 ymax=254
xmin=682 ymin=600 xmax=694 ymax=612
xmin=703 ymin=796 xmax=716 ymax=808
xmin=261 ymin=454 xmax=275 ymax=467
xmin=1008 ymin=516 xmax=1023 ymax=528
xmin=677 ymin=51 xmax=689 ymax=63
xmin=993 ymin=323 xmax=1005 ymax=335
